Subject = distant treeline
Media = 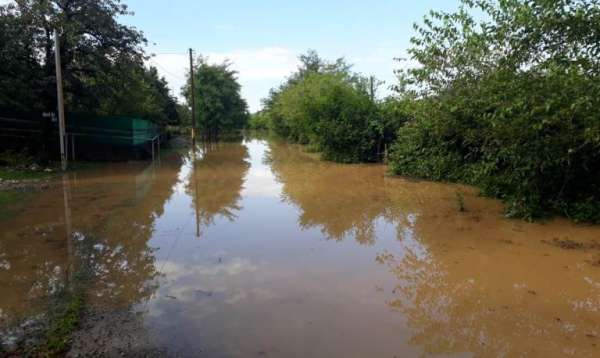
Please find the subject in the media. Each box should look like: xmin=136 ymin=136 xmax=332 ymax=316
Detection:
xmin=251 ymin=50 xmax=405 ymax=163
xmin=254 ymin=0 xmax=600 ymax=223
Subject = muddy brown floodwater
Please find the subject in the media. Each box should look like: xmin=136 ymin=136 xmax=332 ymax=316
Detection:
xmin=1 ymin=138 xmax=600 ymax=357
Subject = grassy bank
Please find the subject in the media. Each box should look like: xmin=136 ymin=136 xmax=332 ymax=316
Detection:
xmin=0 ymin=160 xmax=110 ymax=183
xmin=0 ymin=191 xmax=23 ymax=220
xmin=0 ymin=168 xmax=55 ymax=181
xmin=39 ymin=291 xmax=85 ymax=356
xmin=0 ymin=161 xmax=102 ymax=221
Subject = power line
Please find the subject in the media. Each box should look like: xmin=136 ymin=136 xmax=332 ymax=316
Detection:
xmin=151 ymin=52 xmax=189 ymax=56
xmin=147 ymin=58 xmax=187 ymax=81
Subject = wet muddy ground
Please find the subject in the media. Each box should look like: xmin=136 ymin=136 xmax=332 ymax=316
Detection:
xmin=1 ymin=138 xmax=599 ymax=357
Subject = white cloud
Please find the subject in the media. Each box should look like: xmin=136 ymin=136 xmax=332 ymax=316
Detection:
xmin=0 ymin=0 xmax=15 ymax=5
xmin=159 ymin=257 xmax=258 ymax=280
xmin=207 ymin=47 xmax=298 ymax=81
xmin=149 ymin=47 xmax=299 ymax=112
xmin=148 ymin=45 xmax=405 ymax=112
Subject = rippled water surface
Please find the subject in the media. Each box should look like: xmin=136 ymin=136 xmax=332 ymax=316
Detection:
xmin=2 ymin=139 xmax=600 ymax=357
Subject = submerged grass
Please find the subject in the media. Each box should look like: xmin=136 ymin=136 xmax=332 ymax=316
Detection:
xmin=0 ymin=160 xmax=108 ymax=181
xmin=40 ymin=291 xmax=85 ymax=357
xmin=0 ymin=190 xmax=19 ymax=206
xmin=0 ymin=168 xmax=54 ymax=181
xmin=0 ymin=191 xmax=28 ymax=220
xmin=4 ymin=283 xmax=87 ymax=357
xmin=456 ymin=192 xmax=466 ymax=212
xmin=4 ymin=247 xmax=93 ymax=357
xmin=35 ymin=249 xmax=96 ymax=356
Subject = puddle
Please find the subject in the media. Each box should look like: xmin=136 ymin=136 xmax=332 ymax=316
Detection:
xmin=1 ymin=138 xmax=599 ymax=357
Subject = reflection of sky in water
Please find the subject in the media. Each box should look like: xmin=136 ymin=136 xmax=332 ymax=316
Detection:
xmin=240 ymin=140 xmax=283 ymax=198
xmin=131 ymin=139 xmax=600 ymax=357
xmin=133 ymin=139 xmax=419 ymax=356
xmin=4 ymin=137 xmax=600 ymax=357
xmin=173 ymin=156 xmax=193 ymax=194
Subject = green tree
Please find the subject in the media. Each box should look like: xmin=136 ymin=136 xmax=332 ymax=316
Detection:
xmin=182 ymin=57 xmax=248 ymax=139
xmin=0 ymin=2 xmax=45 ymax=111
xmin=390 ymin=0 xmax=600 ymax=222
xmin=270 ymin=72 xmax=379 ymax=162
xmin=0 ymin=0 xmax=179 ymax=125
xmin=93 ymin=65 xmax=179 ymax=125
xmin=175 ymin=103 xmax=192 ymax=127
xmin=262 ymin=50 xmax=403 ymax=163
xmin=248 ymin=111 xmax=270 ymax=130
xmin=261 ymin=50 xmax=353 ymax=116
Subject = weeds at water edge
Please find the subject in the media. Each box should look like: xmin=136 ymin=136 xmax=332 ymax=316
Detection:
xmin=37 ymin=291 xmax=85 ymax=357
xmin=7 ymin=257 xmax=93 ymax=357
xmin=456 ymin=191 xmax=466 ymax=212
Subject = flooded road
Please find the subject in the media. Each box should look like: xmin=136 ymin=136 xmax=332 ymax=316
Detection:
xmin=1 ymin=138 xmax=600 ymax=357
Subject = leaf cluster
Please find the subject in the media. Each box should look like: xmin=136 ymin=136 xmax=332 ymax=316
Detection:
xmin=390 ymin=0 xmax=600 ymax=222
xmin=262 ymin=51 xmax=412 ymax=163
xmin=0 ymin=0 xmax=179 ymax=125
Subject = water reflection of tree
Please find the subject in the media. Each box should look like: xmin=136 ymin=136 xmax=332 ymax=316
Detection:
xmin=82 ymin=153 xmax=185 ymax=307
xmin=375 ymin=215 xmax=600 ymax=358
xmin=266 ymin=141 xmax=394 ymax=245
xmin=266 ymin=139 xmax=600 ymax=356
xmin=0 ymin=152 xmax=184 ymax=325
xmin=186 ymin=142 xmax=250 ymax=228
xmin=0 ymin=223 xmax=69 ymax=327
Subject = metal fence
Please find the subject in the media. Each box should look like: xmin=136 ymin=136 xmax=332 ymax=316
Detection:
xmin=0 ymin=114 xmax=164 ymax=161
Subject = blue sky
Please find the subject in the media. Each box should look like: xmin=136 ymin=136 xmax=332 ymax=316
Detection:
xmin=121 ymin=0 xmax=462 ymax=112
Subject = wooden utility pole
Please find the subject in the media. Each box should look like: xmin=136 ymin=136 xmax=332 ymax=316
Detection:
xmin=54 ymin=30 xmax=67 ymax=171
xmin=189 ymin=48 xmax=197 ymax=147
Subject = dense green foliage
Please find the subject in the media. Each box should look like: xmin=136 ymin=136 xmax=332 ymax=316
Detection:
xmin=271 ymin=72 xmax=378 ymax=162
xmin=389 ymin=0 xmax=600 ymax=222
xmin=183 ymin=58 xmax=249 ymax=139
xmin=0 ymin=0 xmax=178 ymax=125
xmin=262 ymin=51 xmax=408 ymax=163
xmin=248 ymin=111 xmax=270 ymax=130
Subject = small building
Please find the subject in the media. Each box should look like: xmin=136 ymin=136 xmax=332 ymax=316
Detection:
xmin=66 ymin=115 xmax=162 ymax=160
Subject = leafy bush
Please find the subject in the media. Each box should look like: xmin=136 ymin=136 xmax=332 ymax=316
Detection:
xmin=269 ymin=72 xmax=379 ymax=162
xmin=390 ymin=0 xmax=600 ymax=222
xmin=248 ymin=111 xmax=270 ymax=130
xmin=0 ymin=149 xmax=35 ymax=168
xmin=263 ymin=51 xmax=410 ymax=163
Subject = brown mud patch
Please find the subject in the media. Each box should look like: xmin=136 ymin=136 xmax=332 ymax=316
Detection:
xmin=542 ymin=238 xmax=600 ymax=251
